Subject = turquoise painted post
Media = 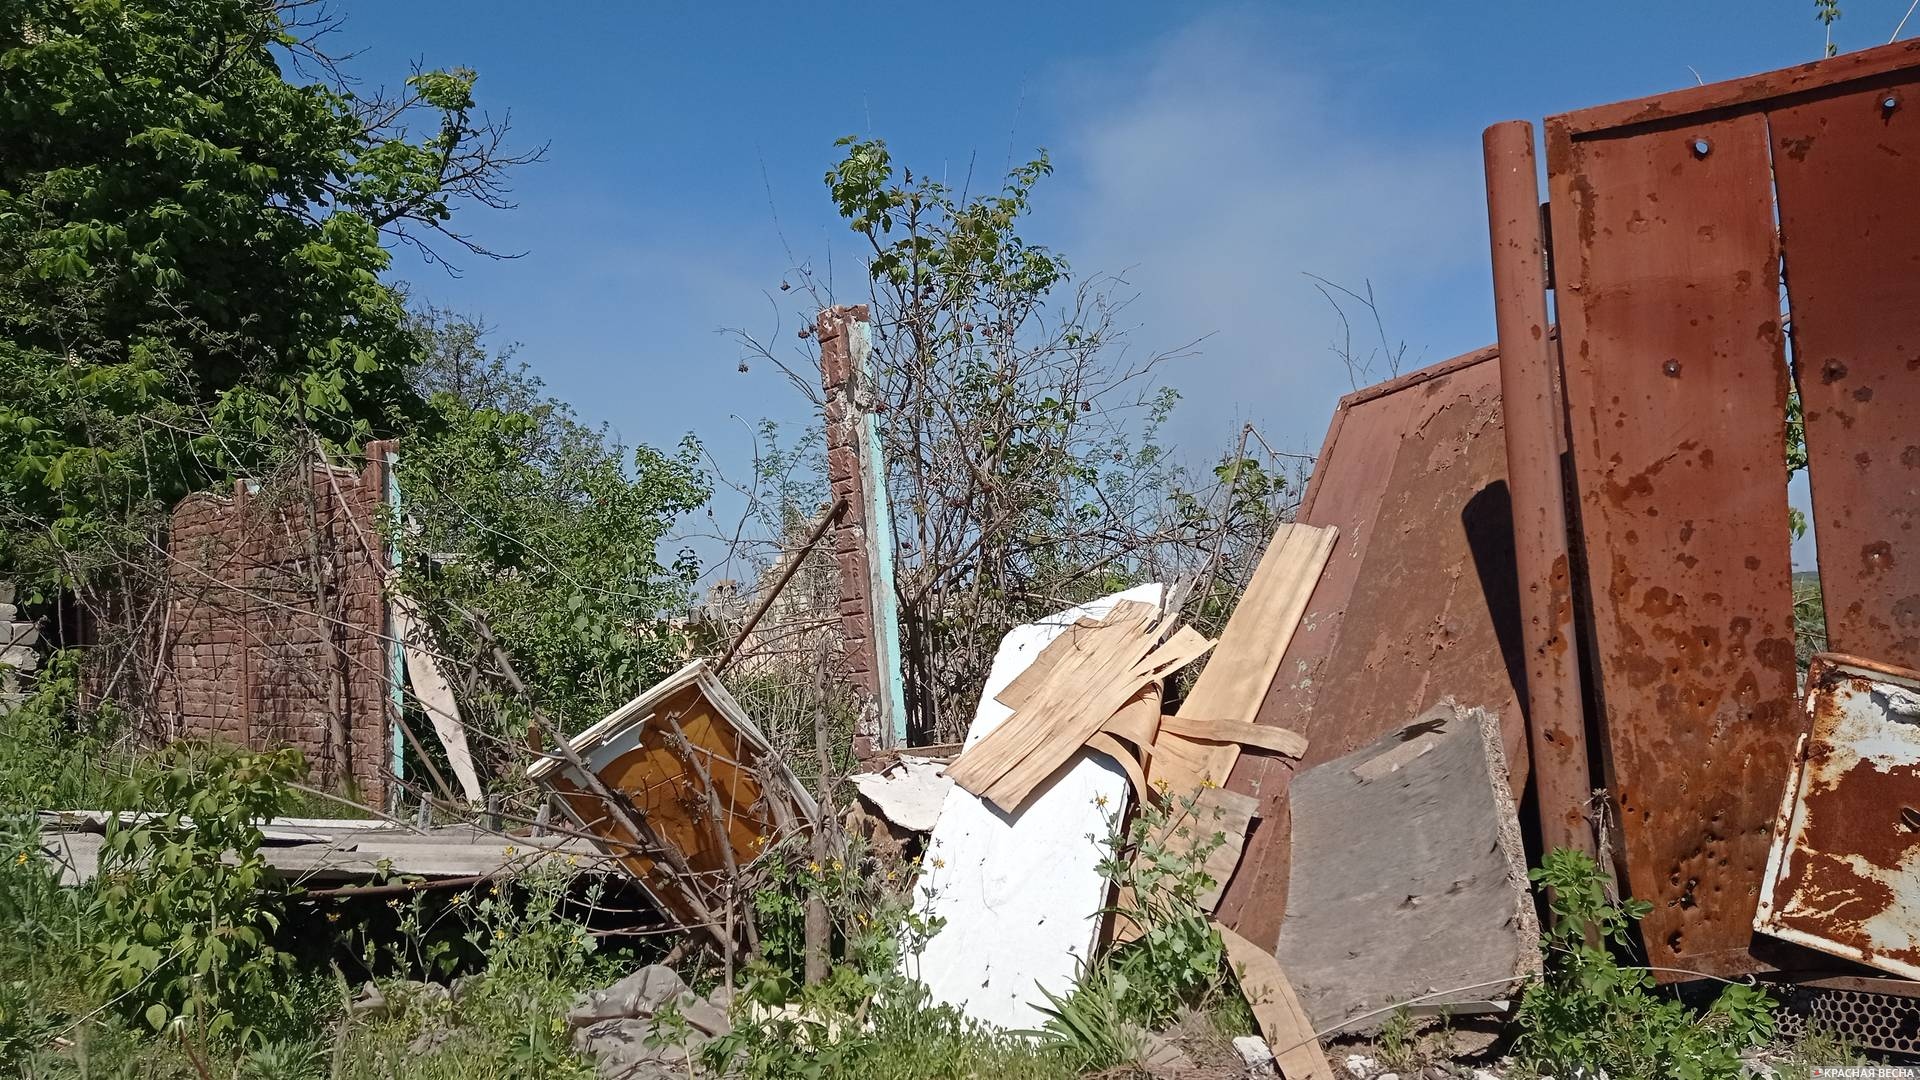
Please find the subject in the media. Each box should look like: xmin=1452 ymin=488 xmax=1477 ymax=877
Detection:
xmin=384 ymin=446 xmax=407 ymax=809
xmin=848 ymin=320 xmax=909 ymax=748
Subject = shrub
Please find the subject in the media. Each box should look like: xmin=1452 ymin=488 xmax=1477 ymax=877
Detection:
xmin=92 ymin=742 xmax=305 ymax=1046
xmin=1514 ymin=847 xmax=1776 ymax=1080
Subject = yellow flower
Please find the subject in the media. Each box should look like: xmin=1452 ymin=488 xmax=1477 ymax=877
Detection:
xmin=1201 ymin=776 xmax=1218 ymax=789
xmin=566 ymin=855 xmax=579 ymax=867
xmin=504 ymin=845 xmax=517 ymax=856
xmin=1093 ymin=794 xmax=1109 ymax=809
xmin=1153 ymin=778 xmax=1171 ymax=794
xmin=326 ymin=912 xmax=341 ymax=923
xmin=450 ymin=894 xmax=464 ymax=906
xmin=13 ymin=852 xmax=26 ymax=866
xmin=932 ymin=858 xmax=946 ymax=870
xmin=489 ymin=884 xmax=500 ymax=896
xmin=807 ymin=861 xmax=821 ymax=874
xmin=493 ymin=929 xmax=505 ymax=941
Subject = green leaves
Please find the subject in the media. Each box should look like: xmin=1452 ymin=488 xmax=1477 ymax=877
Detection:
xmin=1516 ymin=847 xmax=1776 ymax=1080
xmin=91 ymin=742 xmax=305 ymax=1048
xmin=392 ymin=309 xmax=710 ymax=746
xmin=0 ymin=0 xmax=518 ymax=597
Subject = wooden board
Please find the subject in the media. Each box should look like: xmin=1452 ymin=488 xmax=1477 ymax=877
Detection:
xmin=1276 ymin=701 xmax=1537 ymax=1032
xmin=1153 ymin=524 xmax=1335 ymax=792
xmin=1220 ymin=923 xmax=1333 ymax=1080
xmin=947 ymin=603 xmax=1210 ymax=813
xmin=530 ymin=660 xmax=816 ymax=931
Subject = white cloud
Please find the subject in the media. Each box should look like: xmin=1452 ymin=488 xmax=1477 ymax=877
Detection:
xmin=1052 ymin=11 xmax=1494 ymax=460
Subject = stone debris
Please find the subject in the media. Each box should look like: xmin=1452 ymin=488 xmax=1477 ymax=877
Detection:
xmin=566 ymin=965 xmax=732 ymax=1079
xmin=1233 ymin=1033 xmax=1278 ymax=1076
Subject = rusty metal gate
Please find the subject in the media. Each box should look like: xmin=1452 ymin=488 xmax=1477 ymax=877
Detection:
xmin=1522 ymin=40 xmax=1920 ymax=979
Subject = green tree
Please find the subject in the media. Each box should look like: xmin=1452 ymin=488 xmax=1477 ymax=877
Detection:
xmin=0 ymin=0 xmax=533 ymax=595
xmin=393 ymin=308 xmax=710 ymax=756
xmin=733 ymin=137 xmax=1296 ymax=739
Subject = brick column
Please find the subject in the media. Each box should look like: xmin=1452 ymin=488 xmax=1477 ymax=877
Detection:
xmin=817 ymin=306 xmax=881 ymax=753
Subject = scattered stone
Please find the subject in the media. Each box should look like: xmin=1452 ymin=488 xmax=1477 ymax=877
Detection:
xmin=1346 ymin=1053 xmax=1380 ymax=1078
xmin=1233 ymin=1033 xmax=1278 ymax=1076
xmin=567 ymin=966 xmax=732 ymax=1079
xmin=1138 ymin=1030 xmax=1196 ymax=1078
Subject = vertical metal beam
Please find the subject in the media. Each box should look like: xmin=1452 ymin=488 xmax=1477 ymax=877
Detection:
xmin=1482 ymin=120 xmax=1596 ymax=859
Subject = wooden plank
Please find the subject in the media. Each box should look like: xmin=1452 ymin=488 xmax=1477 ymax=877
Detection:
xmin=1154 ymin=524 xmax=1335 ymax=792
xmin=945 ymin=601 xmax=1175 ymax=813
xmin=1220 ymin=924 xmax=1333 ymax=1080
xmin=1157 ymin=715 xmax=1306 ymax=759
xmin=393 ymin=596 xmax=483 ymax=802
xmin=1547 ymin=108 xmax=1800 ymax=979
xmin=1276 ymin=702 xmax=1537 ymax=1032
xmin=913 ymin=585 xmax=1159 ymax=1031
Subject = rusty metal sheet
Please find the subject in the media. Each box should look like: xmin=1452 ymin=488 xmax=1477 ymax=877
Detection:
xmin=1557 ymin=40 xmax=1920 ymax=138
xmin=1770 ymin=78 xmax=1920 ymax=668
xmin=1546 ymin=109 xmax=1802 ymax=979
xmin=1757 ymin=654 xmax=1920 ymax=979
xmin=1217 ymin=348 xmax=1533 ymax=948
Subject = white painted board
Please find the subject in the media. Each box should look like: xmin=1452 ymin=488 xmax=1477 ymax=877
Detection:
xmin=906 ymin=584 xmax=1160 ymax=1031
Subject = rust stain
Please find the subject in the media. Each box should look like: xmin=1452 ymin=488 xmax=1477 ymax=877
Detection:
xmin=1759 ymin=656 xmax=1920 ymax=979
xmin=1772 ymin=77 xmax=1920 ymax=671
xmin=1219 ymin=348 xmax=1530 ymax=949
xmin=1550 ymin=104 xmax=1797 ymax=980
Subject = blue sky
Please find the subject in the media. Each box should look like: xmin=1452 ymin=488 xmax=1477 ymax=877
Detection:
xmin=339 ymin=1 xmax=1912 ymax=572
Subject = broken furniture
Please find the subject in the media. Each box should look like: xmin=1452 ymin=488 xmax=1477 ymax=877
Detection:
xmin=528 ymin=659 xmax=816 ymax=952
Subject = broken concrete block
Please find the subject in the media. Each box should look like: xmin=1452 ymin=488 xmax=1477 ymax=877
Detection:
xmin=849 ymin=755 xmax=951 ymax=834
xmin=1277 ymin=701 xmax=1539 ymax=1034
xmin=1234 ymin=1033 xmax=1278 ymax=1075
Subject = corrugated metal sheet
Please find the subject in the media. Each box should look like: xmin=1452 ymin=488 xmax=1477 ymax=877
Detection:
xmin=1758 ymin=654 xmax=1920 ymax=979
xmin=1216 ymin=348 xmax=1532 ymax=948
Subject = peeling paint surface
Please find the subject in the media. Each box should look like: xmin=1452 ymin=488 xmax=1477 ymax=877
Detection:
xmin=1757 ymin=655 xmax=1920 ymax=979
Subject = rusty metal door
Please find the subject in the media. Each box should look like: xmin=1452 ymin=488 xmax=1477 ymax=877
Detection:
xmin=1217 ymin=348 xmax=1533 ymax=948
xmin=1542 ymin=40 xmax=1920 ymax=978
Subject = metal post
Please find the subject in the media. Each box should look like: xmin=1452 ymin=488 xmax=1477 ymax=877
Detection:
xmin=1483 ymin=120 xmax=1597 ymax=859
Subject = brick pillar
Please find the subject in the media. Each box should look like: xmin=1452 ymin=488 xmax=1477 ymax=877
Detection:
xmin=817 ymin=306 xmax=882 ymax=753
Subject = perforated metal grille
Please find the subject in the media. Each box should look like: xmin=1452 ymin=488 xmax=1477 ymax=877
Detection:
xmin=1777 ymin=987 xmax=1920 ymax=1057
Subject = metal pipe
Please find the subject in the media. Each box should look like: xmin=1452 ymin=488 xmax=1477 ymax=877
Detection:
xmin=1483 ymin=120 xmax=1597 ymax=859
